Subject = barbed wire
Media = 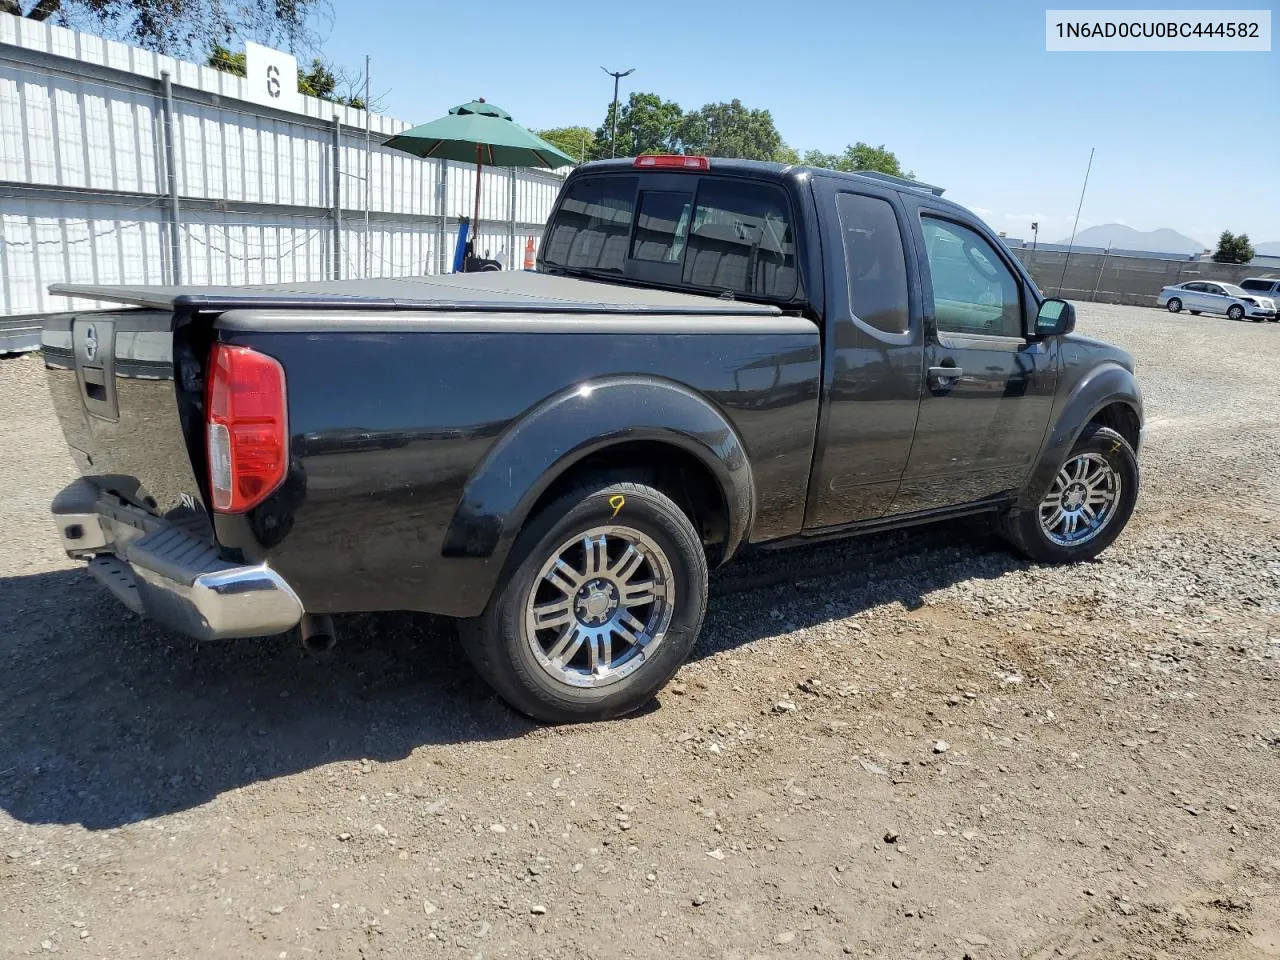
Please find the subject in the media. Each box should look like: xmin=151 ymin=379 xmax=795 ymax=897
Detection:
xmin=178 ymin=219 xmax=325 ymax=263
xmin=0 ymin=196 xmax=166 ymax=249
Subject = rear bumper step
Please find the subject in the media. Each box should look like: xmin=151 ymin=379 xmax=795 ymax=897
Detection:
xmin=52 ymin=478 xmax=303 ymax=641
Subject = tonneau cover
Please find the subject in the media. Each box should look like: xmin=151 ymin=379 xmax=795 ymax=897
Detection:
xmin=49 ymin=271 xmax=781 ymax=316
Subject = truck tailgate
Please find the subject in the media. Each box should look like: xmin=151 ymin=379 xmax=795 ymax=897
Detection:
xmin=41 ymin=309 xmax=208 ymax=521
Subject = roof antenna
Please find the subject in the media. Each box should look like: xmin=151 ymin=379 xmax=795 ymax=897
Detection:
xmin=1057 ymin=147 xmax=1095 ymax=297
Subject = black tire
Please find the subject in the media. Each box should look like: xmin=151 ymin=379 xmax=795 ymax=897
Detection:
xmin=1227 ymin=304 xmax=1245 ymax=321
xmin=1000 ymin=424 xmax=1139 ymax=564
xmin=1189 ymin=310 xmax=1201 ymax=315
xmin=459 ymin=473 xmax=708 ymax=724
xmin=1166 ymin=298 xmax=1182 ymax=313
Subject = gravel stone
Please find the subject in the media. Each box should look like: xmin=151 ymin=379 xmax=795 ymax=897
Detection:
xmin=1 ymin=306 xmax=1277 ymax=956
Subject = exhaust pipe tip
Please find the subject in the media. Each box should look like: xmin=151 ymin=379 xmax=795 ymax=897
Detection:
xmin=299 ymin=613 xmax=337 ymax=654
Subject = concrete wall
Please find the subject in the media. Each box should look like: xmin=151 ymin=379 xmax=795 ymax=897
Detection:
xmin=1009 ymin=248 xmax=1274 ymax=307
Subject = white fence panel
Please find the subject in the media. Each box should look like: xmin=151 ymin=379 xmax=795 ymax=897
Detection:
xmin=1 ymin=17 xmax=571 ymax=350
xmin=1 ymin=197 xmax=169 ymax=316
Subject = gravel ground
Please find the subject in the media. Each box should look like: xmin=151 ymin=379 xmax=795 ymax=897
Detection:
xmin=1 ymin=303 xmax=1277 ymax=960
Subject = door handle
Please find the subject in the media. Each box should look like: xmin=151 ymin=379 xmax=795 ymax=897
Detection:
xmin=928 ymin=365 xmax=963 ymax=383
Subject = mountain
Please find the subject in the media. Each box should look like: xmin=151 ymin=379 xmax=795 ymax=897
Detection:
xmin=1254 ymin=241 xmax=1280 ymax=256
xmin=1054 ymin=224 xmax=1204 ymax=255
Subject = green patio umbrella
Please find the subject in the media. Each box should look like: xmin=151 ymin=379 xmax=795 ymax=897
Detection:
xmin=383 ymin=99 xmax=576 ymax=261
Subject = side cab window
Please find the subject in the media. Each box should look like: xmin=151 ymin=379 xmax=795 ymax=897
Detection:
xmin=836 ymin=192 xmax=911 ymax=335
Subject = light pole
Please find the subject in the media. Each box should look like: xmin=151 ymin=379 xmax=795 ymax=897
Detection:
xmin=601 ymin=66 xmax=634 ymax=158
xmin=1031 ymin=221 xmax=1039 ymax=250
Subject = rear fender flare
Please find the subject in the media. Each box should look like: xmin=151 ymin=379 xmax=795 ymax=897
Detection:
xmin=442 ymin=375 xmax=754 ymax=570
xmin=1017 ymin=362 xmax=1142 ymax=509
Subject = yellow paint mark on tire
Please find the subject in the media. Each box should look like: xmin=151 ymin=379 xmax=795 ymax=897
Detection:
xmin=609 ymin=494 xmax=626 ymax=518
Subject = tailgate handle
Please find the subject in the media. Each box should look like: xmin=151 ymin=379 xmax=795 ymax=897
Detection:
xmin=82 ymin=365 xmax=107 ymax=402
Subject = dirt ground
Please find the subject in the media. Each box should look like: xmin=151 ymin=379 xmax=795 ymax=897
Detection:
xmin=1 ymin=303 xmax=1277 ymax=960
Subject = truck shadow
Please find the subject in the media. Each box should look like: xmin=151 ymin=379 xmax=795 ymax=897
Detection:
xmin=0 ymin=519 xmax=1024 ymax=830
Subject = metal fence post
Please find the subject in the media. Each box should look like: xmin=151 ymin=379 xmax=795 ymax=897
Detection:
xmin=331 ymin=115 xmax=342 ymax=281
xmin=508 ymin=167 xmax=517 ymax=270
xmin=1090 ymin=250 xmax=1107 ymax=302
xmin=438 ymin=160 xmax=449 ymax=274
xmin=159 ymin=71 xmax=182 ymax=285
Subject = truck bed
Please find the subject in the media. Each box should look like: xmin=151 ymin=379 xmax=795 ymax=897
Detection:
xmin=41 ymin=269 xmax=820 ymax=622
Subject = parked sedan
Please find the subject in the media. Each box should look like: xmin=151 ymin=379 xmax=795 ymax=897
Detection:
xmin=1157 ymin=281 xmax=1278 ymax=322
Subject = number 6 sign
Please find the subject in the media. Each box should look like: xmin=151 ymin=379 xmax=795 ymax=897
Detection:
xmin=244 ymin=42 xmax=301 ymax=113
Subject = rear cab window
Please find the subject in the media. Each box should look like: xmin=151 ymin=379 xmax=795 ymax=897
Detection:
xmin=835 ymin=192 xmax=911 ymax=335
xmin=542 ymin=176 xmax=637 ymax=272
xmin=1240 ymin=279 xmax=1277 ymax=294
xmin=542 ymin=171 xmax=801 ymax=304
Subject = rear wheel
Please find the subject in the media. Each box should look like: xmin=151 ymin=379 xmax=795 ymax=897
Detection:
xmin=1166 ymin=298 xmax=1182 ymax=313
xmin=1000 ymin=424 xmax=1138 ymax=564
xmin=460 ymin=474 xmax=707 ymax=723
xmin=1227 ymin=304 xmax=1246 ymax=321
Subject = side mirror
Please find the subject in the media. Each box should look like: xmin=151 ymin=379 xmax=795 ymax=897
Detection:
xmin=1035 ymin=298 xmax=1075 ymax=337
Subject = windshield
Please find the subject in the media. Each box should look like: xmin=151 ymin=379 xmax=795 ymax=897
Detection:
xmin=1221 ymin=283 xmax=1248 ymax=297
xmin=542 ymin=173 xmax=800 ymax=302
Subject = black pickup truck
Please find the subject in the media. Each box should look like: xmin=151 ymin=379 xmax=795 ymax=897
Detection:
xmin=40 ymin=155 xmax=1144 ymax=723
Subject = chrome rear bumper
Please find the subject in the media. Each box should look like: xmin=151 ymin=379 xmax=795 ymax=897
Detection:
xmin=51 ymin=478 xmax=303 ymax=640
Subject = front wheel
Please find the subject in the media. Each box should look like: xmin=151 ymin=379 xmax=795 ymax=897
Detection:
xmin=1166 ymin=298 xmax=1182 ymax=313
xmin=460 ymin=474 xmax=708 ymax=723
xmin=1227 ymin=304 xmax=1245 ymax=321
xmin=1000 ymin=424 xmax=1139 ymax=564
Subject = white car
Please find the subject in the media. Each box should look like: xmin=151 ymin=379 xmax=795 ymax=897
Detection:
xmin=1157 ymin=281 xmax=1278 ymax=322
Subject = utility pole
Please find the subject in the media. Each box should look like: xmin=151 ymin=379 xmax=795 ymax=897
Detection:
xmin=1031 ymin=221 xmax=1039 ymax=251
xmin=600 ymin=66 xmax=634 ymax=158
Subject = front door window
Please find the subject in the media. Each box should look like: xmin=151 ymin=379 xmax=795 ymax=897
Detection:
xmin=921 ymin=218 xmax=1023 ymax=337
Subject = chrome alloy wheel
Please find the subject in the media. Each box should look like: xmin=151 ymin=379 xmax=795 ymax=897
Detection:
xmin=523 ymin=525 xmax=675 ymax=688
xmin=1039 ymin=452 xmax=1122 ymax=547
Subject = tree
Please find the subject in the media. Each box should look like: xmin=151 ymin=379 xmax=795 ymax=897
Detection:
xmin=802 ymin=142 xmax=912 ymax=178
xmin=2 ymin=0 xmax=325 ymax=59
xmin=774 ymin=143 xmax=802 ymax=165
xmin=535 ymin=126 xmax=596 ymax=164
xmin=1212 ymin=230 xmax=1255 ymax=264
xmin=207 ymin=45 xmax=376 ymax=110
xmin=1 ymin=0 xmax=61 ymax=22
xmin=680 ymin=99 xmax=784 ymax=162
xmin=594 ymin=92 xmax=684 ymax=158
xmin=580 ymin=89 xmax=909 ymax=173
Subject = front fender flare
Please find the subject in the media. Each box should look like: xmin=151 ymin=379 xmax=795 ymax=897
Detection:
xmin=442 ymin=374 xmax=754 ymax=569
xmin=1017 ymin=362 xmax=1143 ymax=509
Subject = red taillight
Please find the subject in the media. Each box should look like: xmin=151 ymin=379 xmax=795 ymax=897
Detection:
xmin=634 ymin=154 xmax=709 ymax=171
xmin=205 ymin=343 xmax=288 ymax=514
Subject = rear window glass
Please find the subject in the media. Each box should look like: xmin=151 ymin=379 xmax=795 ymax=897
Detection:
xmin=631 ymin=191 xmax=691 ymax=263
xmin=543 ymin=174 xmax=799 ymax=301
xmin=542 ymin=176 xmax=636 ymax=272
xmin=682 ymin=180 xmax=797 ymax=300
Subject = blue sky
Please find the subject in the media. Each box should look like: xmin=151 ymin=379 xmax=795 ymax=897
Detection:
xmin=320 ymin=0 xmax=1279 ymax=246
